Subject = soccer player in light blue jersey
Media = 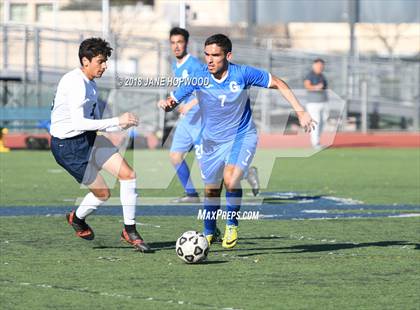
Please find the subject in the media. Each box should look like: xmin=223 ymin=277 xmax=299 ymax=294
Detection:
xmin=160 ymin=34 xmax=316 ymax=248
xmin=166 ymin=27 xmax=204 ymax=203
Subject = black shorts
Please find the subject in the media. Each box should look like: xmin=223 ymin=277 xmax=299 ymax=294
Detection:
xmin=51 ymin=131 xmax=118 ymax=185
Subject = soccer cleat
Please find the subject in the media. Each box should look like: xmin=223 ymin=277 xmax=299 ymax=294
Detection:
xmin=205 ymin=227 xmax=222 ymax=245
xmin=222 ymin=225 xmax=238 ymax=249
xmin=121 ymin=229 xmax=154 ymax=253
xmin=205 ymin=234 xmax=213 ymax=245
xmin=66 ymin=210 xmax=95 ymax=240
xmin=247 ymin=166 xmax=260 ymax=196
xmin=170 ymin=194 xmax=200 ymax=204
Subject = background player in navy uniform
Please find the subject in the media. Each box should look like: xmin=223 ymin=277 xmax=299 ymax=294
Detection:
xmin=160 ymin=34 xmax=316 ymax=249
xmin=164 ymin=27 xmax=203 ymax=203
xmin=50 ymin=38 xmax=153 ymax=252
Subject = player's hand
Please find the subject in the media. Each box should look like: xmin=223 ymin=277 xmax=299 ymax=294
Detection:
xmin=157 ymin=99 xmax=166 ymax=109
xmin=297 ymin=111 xmax=317 ymax=133
xmin=118 ymin=112 xmax=139 ymax=129
xmin=158 ymin=97 xmax=178 ymax=112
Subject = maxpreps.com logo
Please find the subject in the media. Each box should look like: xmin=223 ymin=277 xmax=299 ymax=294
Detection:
xmin=229 ymin=81 xmax=241 ymax=92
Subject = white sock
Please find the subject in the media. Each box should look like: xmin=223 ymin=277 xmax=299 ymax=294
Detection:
xmin=120 ymin=179 xmax=137 ymax=225
xmin=75 ymin=192 xmax=106 ymax=219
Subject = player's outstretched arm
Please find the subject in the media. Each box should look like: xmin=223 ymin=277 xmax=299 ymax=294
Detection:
xmin=270 ymin=75 xmax=316 ymax=132
xmin=68 ymin=77 xmax=138 ymax=131
xmin=159 ymin=76 xmax=198 ymax=112
xmin=71 ymin=103 xmax=138 ymax=131
xmin=118 ymin=112 xmax=139 ymax=129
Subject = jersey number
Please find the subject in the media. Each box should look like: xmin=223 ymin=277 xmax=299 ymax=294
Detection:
xmin=241 ymin=149 xmax=252 ymax=166
xmin=218 ymin=95 xmax=226 ymax=107
xmin=194 ymin=144 xmax=203 ymax=159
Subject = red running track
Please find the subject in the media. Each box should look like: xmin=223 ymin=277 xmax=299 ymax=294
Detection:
xmin=3 ymin=132 xmax=420 ymax=149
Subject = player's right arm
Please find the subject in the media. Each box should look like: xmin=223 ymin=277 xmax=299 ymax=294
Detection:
xmin=68 ymin=78 xmax=138 ymax=130
xmin=158 ymin=75 xmax=198 ymax=112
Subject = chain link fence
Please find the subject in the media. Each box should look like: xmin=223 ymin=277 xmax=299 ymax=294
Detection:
xmin=1 ymin=24 xmax=419 ymax=132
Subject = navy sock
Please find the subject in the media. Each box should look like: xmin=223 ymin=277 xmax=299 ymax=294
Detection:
xmin=73 ymin=214 xmax=85 ymax=225
xmin=226 ymin=189 xmax=242 ymax=226
xmin=124 ymin=224 xmax=136 ymax=233
xmin=203 ymin=196 xmax=220 ymax=235
xmin=174 ymin=161 xmax=197 ymax=196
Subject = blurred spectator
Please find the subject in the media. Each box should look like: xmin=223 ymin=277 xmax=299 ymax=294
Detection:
xmin=304 ymin=58 xmax=328 ymax=149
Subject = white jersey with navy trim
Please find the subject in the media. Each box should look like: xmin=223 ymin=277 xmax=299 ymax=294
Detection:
xmin=50 ymin=68 xmax=119 ymax=139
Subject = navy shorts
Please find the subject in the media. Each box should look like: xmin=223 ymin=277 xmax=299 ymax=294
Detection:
xmin=51 ymin=131 xmax=118 ymax=185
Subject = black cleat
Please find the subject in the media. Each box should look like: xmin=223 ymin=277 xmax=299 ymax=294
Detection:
xmin=66 ymin=210 xmax=95 ymax=240
xmin=170 ymin=194 xmax=200 ymax=203
xmin=247 ymin=166 xmax=260 ymax=196
xmin=121 ymin=229 xmax=154 ymax=253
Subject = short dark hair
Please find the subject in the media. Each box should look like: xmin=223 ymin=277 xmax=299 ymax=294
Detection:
xmin=78 ymin=37 xmax=113 ymax=66
xmin=169 ymin=27 xmax=189 ymax=42
xmin=204 ymin=34 xmax=232 ymax=55
xmin=313 ymin=58 xmax=325 ymax=64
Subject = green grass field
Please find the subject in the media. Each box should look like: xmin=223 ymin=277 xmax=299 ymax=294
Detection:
xmin=1 ymin=216 xmax=419 ymax=309
xmin=0 ymin=148 xmax=419 ymax=309
xmin=1 ymin=148 xmax=419 ymax=206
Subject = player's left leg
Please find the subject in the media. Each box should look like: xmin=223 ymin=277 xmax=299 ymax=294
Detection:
xmin=221 ymin=131 xmax=258 ymax=248
xmin=66 ymin=174 xmax=110 ymax=241
xmin=246 ymin=166 xmax=260 ymax=196
xmin=170 ymin=122 xmax=200 ymax=203
xmin=169 ymin=151 xmax=200 ymax=203
xmin=203 ymin=183 xmax=223 ymax=245
xmin=222 ymin=165 xmax=244 ymax=249
xmin=101 ymin=152 xmax=153 ymax=253
xmin=200 ymin=141 xmax=225 ymax=244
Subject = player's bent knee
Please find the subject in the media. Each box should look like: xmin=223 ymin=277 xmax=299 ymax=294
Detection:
xmin=169 ymin=152 xmax=183 ymax=165
xmin=205 ymin=188 xmax=221 ymax=197
xmin=93 ymin=189 xmax=111 ymax=201
xmin=119 ymin=169 xmax=136 ymax=180
xmin=224 ymin=179 xmax=241 ymax=192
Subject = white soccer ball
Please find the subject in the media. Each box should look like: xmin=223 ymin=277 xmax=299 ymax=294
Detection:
xmin=175 ymin=231 xmax=209 ymax=264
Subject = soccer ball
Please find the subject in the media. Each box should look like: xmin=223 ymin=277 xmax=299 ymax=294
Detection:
xmin=175 ymin=231 xmax=209 ymax=264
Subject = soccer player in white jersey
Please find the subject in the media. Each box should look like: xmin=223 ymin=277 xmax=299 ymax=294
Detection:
xmin=160 ymin=34 xmax=316 ymax=248
xmin=50 ymin=38 xmax=153 ymax=252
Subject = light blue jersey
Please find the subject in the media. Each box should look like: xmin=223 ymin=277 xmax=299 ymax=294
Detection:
xmin=171 ymin=54 xmax=204 ymax=126
xmin=170 ymin=54 xmax=205 ymax=154
xmin=172 ymin=62 xmax=272 ymax=143
xmin=172 ymin=62 xmax=271 ymax=184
